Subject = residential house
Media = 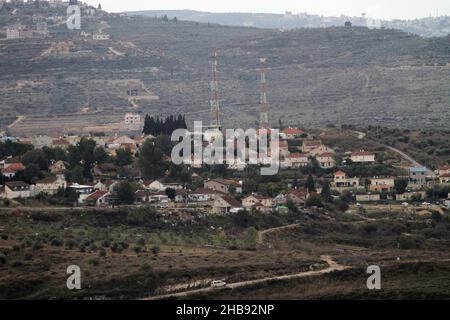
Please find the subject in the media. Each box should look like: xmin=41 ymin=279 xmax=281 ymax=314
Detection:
xmin=86 ymin=190 xmax=111 ymax=207
xmin=4 ymin=181 xmax=34 ymax=199
xmin=356 ymin=193 xmax=381 ymax=202
xmin=1 ymin=162 xmax=25 ymax=178
xmin=301 ymin=140 xmax=322 ymax=153
xmin=277 ymin=140 xmax=290 ymax=157
xmin=439 ymin=174 xmax=450 ymax=184
xmin=395 ymin=191 xmax=426 ymax=201
xmin=149 ymin=192 xmax=171 ymax=205
xmin=69 ymin=183 xmax=95 ymax=203
xmin=143 ymin=180 xmax=166 ymax=192
xmin=332 ymin=170 xmax=361 ymax=189
xmin=350 ymin=151 xmax=376 ymax=164
xmin=135 ymin=190 xmax=150 ymax=203
xmin=35 ymin=175 xmax=67 ymax=195
xmin=280 ymin=128 xmax=304 ymax=140
xmin=52 ymin=138 xmax=70 ymax=149
xmin=438 ymin=165 xmax=450 ymax=177
xmin=316 ymin=153 xmax=336 ymax=169
xmin=94 ymin=179 xmax=119 ymax=193
xmin=163 ymin=183 xmax=184 ymax=191
xmin=283 ymin=153 xmax=309 ymax=169
xmin=92 ymin=163 xmax=118 ymax=178
xmin=409 ymin=167 xmax=428 ymax=186
xmin=49 ymin=160 xmax=68 ymax=174
xmin=32 ymin=135 xmax=53 ymax=149
xmin=309 ymin=145 xmax=335 ymax=157
xmin=213 ymin=195 xmax=243 ymax=214
xmin=204 ymin=179 xmax=243 ymax=194
xmin=287 ymin=189 xmax=310 ymax=206
xmin=242 ymin=194 xmax=274 ymax=210
xmin=369 ymin=177 xmax=395 ymax=192
xmin=188 ymin=188 xmax=223 ymax=203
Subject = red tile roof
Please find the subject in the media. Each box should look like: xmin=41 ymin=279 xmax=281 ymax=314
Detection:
xmin=282 ymin=128 xmax=304 ymax=135
xmin=86 ymin=190 xmax=108 ymax=201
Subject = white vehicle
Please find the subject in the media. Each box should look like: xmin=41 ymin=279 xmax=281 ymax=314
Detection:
xmin=211 ymin=280 xmax=227 ymax=288
xmin=402 ymin=202 xmax=409 ymax=207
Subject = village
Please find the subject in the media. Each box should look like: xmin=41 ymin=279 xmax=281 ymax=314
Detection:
xmin=1 ymin=117 xmax=449 ymax=216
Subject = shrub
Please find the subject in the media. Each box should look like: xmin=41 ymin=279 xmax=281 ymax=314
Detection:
xmin=1 ymin=234 xmax=8 ymax=240
xmin=99 ymin=249 xmax=107 ymax=257
xmin=65 ymin=239 xmax=77 ymax=249
xmin=50 ymin=238 xmax=63 ymax=247
xmin=32 ymin=242 xmax=43 ymax=252
xmin=133 ymin=245 xmax=142 ymax=254
xmin=89 ymin=244 xmax=98 ymax=252
xmin=151 ymin=245 xmax=161 ymax=255
xmin=24 ymin=253 xmax=33 ymax=260
xmin=88 ymin=258 xmax=99 ymax=266
xmin=101 ymin=240 xmax=110 ymax=248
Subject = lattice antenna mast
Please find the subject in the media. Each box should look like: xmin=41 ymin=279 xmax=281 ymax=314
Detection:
xmin=210 ymin=51 xmax=221 ymax=129
xmin=259 ymin=57 xmax=270 ymax=129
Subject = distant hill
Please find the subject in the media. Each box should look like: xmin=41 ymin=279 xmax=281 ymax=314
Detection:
xmin=1 ymin=4 xmax=450 ymax=135
xmin=127 ymin=10 xmax=450 ymax=38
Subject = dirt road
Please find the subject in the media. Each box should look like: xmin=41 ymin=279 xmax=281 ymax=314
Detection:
xmin=143 ymin=255 xmax=348 ymax=300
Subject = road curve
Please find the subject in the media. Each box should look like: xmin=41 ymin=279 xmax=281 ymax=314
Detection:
xmin=143 ymin=256 xmax=349 ymax=300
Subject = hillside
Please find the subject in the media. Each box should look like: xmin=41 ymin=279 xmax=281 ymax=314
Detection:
xmin=1 ymin=5 xmax=450 ymax=135
xmin=128 ymin=10 xmax=450 ymax=38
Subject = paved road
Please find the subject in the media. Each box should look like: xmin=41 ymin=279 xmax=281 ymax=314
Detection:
xmin=385 ymin=145 xmax=434 ymax=176
xmin=143 ymin=256 xmax=349 ymax=300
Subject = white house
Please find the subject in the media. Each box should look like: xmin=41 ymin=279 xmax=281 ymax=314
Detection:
xmin=4 ymin=182 xmax=35 ymax=199
xmin=350 ymin=151 xmax=376 ymax=163
xmin=316 ymin=153 xmax=336 ymax=169
xmin=283 ymin=153 xmax=309 ymax=168
xmin=35 ymin=175 xmax=67 ymax=195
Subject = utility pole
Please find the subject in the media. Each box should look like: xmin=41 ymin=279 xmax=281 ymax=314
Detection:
xmin=259 ymin=57 xmax=270 ymax=129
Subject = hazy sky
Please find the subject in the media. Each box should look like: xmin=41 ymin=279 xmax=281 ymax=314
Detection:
xmin=85 ymin=0 xmax=450 ymax=20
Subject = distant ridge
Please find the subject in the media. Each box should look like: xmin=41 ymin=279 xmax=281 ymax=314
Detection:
xmin=126 ymin=9 xmax=450 ymax=37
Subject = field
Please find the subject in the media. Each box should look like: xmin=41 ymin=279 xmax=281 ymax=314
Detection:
xmin=1 ymin=203 xmax=449 ymax=300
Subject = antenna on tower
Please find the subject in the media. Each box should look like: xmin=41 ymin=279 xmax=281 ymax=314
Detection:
xmin=209 ymin=50 xmax=221 ymax=130
xmin=259 ymin=57 xmax=270 ymax=129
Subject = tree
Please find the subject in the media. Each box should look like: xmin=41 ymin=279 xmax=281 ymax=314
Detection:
xmin=394 ymin=179 xmax=409 ymax=194
xmin=94 ymin=147 xmax=109 ymax=164
xmin=165 ymin=188 xmax=176 ymax=201
xmin=22 ymin=149 xmax=49 ymax=171
xmin=67 ymin=166 xmax=84 ymax=184
xmin=321 ymin=179 xmax=332 ymax=202
xmin=115 ymin=148 xmax=133 ymax=167
xmin=138 ymin=140 xmax=165 ymax=179
xmin=305 ymin=174 xmax=316 ymax=193
xmin=115 ymin=181 xmax=136 ymax=205
xmin=17 ymin=164 xmax=43 ymax=183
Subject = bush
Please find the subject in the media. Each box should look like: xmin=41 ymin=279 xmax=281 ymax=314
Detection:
xmin=151 ymin=245 xmax=161 ymax=255
xmin=101 ymin=240 xmax=111 ymax=248
xmin=88 ymin=258 xmax=99 ymax=266
xmin=99 ymin=248 xmax=107 ymax=257
xmin=134 ymin=245 xmax=142 ymax=254
xmin=24 ymin=253 xmax=33 ymax=261
xmin=65 ymin=239 xmax=77 ymax=249
xmin=50 ymin=238 xmax=63 ymax=247
xmin=32 ymin=242 xmax=43 ymax=252
xmin=1 ymin=234 xmax=8 ymax=240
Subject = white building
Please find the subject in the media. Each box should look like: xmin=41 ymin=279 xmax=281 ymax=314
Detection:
xmin=6 ymin=27 xmax=20 ymax=40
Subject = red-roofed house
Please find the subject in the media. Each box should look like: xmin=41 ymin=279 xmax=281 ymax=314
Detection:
xmin=281 ymin=128 xmax=304 ymax=140
xmin=287 ymin=189 xmax=311 ymax=206
xmin=438 ymin=166 xmax=450 ymax=177
xmin=86 ymin=190 xmax=111 ymax=207
xmin=332 ymin=170 xmax=361 ymax=189
xmin=316 ymin=153 xmax=336 ymax=169
xmin=1 ymin=162 xmax=25 ymax=178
